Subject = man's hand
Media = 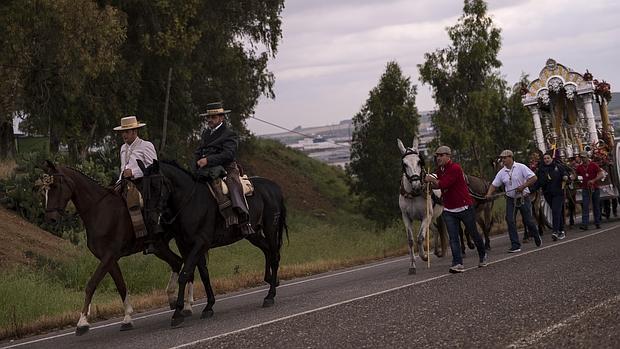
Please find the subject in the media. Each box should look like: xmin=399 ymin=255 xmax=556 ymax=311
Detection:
xmin=122 ymin=169 xmax=133 ymax=178
xmin=515 ymin=185 xmax=524 ymax=193
xmin=424 ymin=174 xmax=436 ymax=183
xmin=587 ymin=180 xmax=595 ymax=189
xmin=197 ymin=157 xmax=208 ymax=168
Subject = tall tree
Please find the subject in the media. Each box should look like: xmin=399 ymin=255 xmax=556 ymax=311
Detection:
xmin=418 ymin=0 xmax=504 ymax=176
xmin=347 ymin=61 xmax=419 ymax=227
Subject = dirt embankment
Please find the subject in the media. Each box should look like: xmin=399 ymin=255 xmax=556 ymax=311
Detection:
xmin=0 ymin=207 xmax=77 ymax=268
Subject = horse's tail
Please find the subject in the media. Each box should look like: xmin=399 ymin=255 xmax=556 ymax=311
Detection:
xmin=278 ymin=197 xmax=289 ymax=250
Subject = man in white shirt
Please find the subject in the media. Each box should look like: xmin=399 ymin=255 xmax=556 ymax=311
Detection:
xmin=113 ymin=116 xmax=158 ymax=254
xmin=486 ymin=149 xmax=542 ymax=252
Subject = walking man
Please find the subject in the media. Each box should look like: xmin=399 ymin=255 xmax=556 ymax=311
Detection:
xmin=425 ymin=145 xmax=488 ymax=273
xmin=532 ymin=151 xmax=568 ymax=240
xmin=575 ymin=151 xmax=604 ymax=230
xmin=486 ymin=149 xmax=542 ymax=252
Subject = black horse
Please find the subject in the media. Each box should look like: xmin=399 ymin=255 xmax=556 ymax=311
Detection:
xmin=139 ymin=160 xmax=288 ymax=327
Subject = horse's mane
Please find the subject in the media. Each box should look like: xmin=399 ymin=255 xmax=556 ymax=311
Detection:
xmin=62 ymin=166 xmax=116 ymax=194
xmin=159 ymin=160 xmax=197 ymax=180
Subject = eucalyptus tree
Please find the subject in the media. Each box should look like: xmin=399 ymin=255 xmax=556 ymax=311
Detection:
xmin=348 ymin=61 xmax=420 ymax=227
xmin=419 ymin=0 xmax=510 ymax=176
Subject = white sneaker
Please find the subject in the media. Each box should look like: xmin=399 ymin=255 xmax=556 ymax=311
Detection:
xmin=449 ymin=264 xmax=465 ymax=273
xmin=558 ymin=231 xmax=566 ymax=240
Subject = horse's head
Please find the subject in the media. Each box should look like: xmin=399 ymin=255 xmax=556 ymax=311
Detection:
xmin=137 ymin=160 xmax=172 ymax=234
xmin=40 ymin=160 xmax=74 ymax=224
xmin=397 ymin=138 xmax=425 ymax=190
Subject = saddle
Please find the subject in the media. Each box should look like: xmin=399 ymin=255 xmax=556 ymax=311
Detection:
xmin=221 ymin=174 xmax=254 ymax=196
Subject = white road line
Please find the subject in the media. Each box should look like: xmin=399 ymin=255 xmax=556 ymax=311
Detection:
xmin=2 ymin=226 xmax=616 ymax=349
xmin=167 ymin=225 xmax=620 ymax=349
xmin=506 ymin=294 xmax=620 ymax=348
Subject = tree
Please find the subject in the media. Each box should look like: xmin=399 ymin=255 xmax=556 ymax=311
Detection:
xmin=419 ymin=0 xmax=507 ymax=177
xmin=347 ymin=61 xmax=419 ymax=227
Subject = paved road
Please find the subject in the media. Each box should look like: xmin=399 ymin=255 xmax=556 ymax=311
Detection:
xmin=3 ymin=224 xmax=620 ymax=349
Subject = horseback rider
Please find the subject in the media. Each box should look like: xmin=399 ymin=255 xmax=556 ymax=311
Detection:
xmin=113 ymin=115 xmax=159 ymax=254
xmin=194 ymin=102 xmax=255 ymax=236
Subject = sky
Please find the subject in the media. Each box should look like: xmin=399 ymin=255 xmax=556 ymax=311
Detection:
xmin=246 ymin=0 xmax=620 ymax=135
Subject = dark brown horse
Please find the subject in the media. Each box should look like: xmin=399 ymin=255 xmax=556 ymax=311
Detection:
xmin=139 ymin=160 xmax=288 ymax=327
xmin=458 ymin=174 xmax=496 ymax=251
xmin=40 ymin=161 xmax=196 ymax=335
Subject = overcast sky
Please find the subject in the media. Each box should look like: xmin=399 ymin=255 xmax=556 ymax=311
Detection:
xmin=246 ymin=0 xmax=620 ymax=135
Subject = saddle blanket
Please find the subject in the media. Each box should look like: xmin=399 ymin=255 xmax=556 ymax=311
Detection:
xmin=221 ymin=175 xmax=254 ymax=196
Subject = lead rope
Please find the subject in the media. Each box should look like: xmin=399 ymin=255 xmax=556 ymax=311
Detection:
xmin=425 ymin=169 xmax=432 ymax=268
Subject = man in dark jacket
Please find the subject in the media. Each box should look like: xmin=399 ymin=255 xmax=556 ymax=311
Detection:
xmin=195 ymin=101 xmax=254 ymax=236
xmin=532 ymin=151 xmax=568 ymax=240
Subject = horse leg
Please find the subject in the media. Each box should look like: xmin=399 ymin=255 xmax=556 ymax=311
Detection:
xmin=76 ymin=256 xmax=113 ymax=336
xmin=402 ymin=213 xmax=417 ymax=274
xmin=153 ymin=241 xmax=183 ymax=310
xmin=480 ymin=202 xmax=493 ymax=250
xmin=417 ymin=217 xmax=428 ymax=262
xmin=458 ymin=224 xmax=466 ymax=255
xmin=108 ymin=261 xmax=134 ymax=331
xmin=195 ymin=254 xmax=215 ymax=319
xmin=172 ymin=242 xmax=204 ymax=327
xmin=434 ymin=215 xmax=448 ymax=257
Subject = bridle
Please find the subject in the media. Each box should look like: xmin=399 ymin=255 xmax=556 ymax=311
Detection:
xmin=41 ymin=173 xmax=71 ymax=215
xmin=401 ymin=148 xmax=426 ymax=198
xmin=401 ymin=148 xmax=426 ymax=184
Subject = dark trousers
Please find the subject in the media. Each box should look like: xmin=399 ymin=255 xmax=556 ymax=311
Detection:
xmin=506 ymin=196 xmax=540 ymax=250
xmin=543 ymin=193 xmax=565 ymax=233
xmin=442 ymin=206 xmax=485 ymax=266
xmin=581 ymin=188 xmax=601 ymax=226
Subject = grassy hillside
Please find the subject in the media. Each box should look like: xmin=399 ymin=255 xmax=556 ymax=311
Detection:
xmin=0 ymin=139 xmax=411 ymax=339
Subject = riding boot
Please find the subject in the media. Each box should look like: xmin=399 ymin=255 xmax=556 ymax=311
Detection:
xmin=208 ymin=178 xmax=237 ymax=227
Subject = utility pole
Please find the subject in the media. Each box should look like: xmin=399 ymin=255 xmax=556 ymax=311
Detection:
xmin=160 ymin=67 xmax=172 ymax=154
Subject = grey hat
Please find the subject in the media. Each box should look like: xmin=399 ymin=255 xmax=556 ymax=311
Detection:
xmin=499 ymin=149 xmax=514 ymax=157
xmin=435 ymin=145 xmax=451 ymax=155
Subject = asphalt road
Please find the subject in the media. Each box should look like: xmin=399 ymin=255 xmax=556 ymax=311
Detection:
xmin=3 ymin=223 xmax=620 ymax=349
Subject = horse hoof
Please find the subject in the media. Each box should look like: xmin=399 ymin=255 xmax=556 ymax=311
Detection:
xmin=181 ymin=309 xmax=193 ymax=317
xmin=171 ymin=316 xmax=184 ymax=328
xmin=201 ymin=309 xmax=214 ymax=319
xmin=420 ymin=256 xmax=428 ymax=262
xmin=408 ymin=267 xmax=416 ymax=275
xmin=262 ymin=298 xmax=275 ymax=308
xmin=434 ymin=252 xmax=444 ymax=258
xmin=75 ymin=326 xmax=89 ymax=336
xmin=120 ymin=322 xmax=134 ymax=331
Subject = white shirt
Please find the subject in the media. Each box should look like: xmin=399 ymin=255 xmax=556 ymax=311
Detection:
xmin=118 ymin=137 xmax=157 ymax=181
xmin=491 ymin=161 xmax=535 ymax=198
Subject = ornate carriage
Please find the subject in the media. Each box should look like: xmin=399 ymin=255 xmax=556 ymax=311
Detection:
xmin=521 ymin=58 xmax=617 ymax=207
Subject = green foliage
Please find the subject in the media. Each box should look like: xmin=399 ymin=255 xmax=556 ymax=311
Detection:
xmin=418 ymin=0 xmax=532 ymax=178
xmin=0 ymin=0 xmax=285 ymax=160
xmin=347 ymin=61 xmax=420 ymax=227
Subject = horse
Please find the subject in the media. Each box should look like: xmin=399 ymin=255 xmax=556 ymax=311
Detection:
xmin=40 ymin=161 xmax=199 ymax=335
xmin=138 ymin=160 xmax=288 ymax=327
xmin=397 ymin=138 xmax=448 ymax=275
xmin=459 ymin=174 xmax=495 ymax=251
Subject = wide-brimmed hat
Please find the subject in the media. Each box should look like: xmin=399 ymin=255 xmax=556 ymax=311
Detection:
xmin=113 ymin=116 xmax=146 ymax=131
xmin=499 ymin=149 xmax=514 ymax=157
xmin=199 ymin=102 xmax=231 ymax=117
xmin=435 ymin=145 xmax=452 ymax=155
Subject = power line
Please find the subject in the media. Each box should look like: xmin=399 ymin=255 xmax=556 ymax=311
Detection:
xmin=249 ymin=115 xmax=351 ymax=148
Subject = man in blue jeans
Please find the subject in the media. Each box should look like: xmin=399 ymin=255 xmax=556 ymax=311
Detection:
xmin=575 ymin=151 xmax=604 ymax=230
xmin=425 ymin=145 xmax=488 ymax=273
xmin=486 ymin=149 xmax=542 ymax=253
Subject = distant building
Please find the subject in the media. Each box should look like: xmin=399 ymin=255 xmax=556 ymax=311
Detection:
xmin=260 ymin=112 xmax=435 ymax=167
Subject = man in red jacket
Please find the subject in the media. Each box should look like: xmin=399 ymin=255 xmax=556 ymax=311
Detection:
xmin=425 ymin=146 xmax=488 ymax=273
